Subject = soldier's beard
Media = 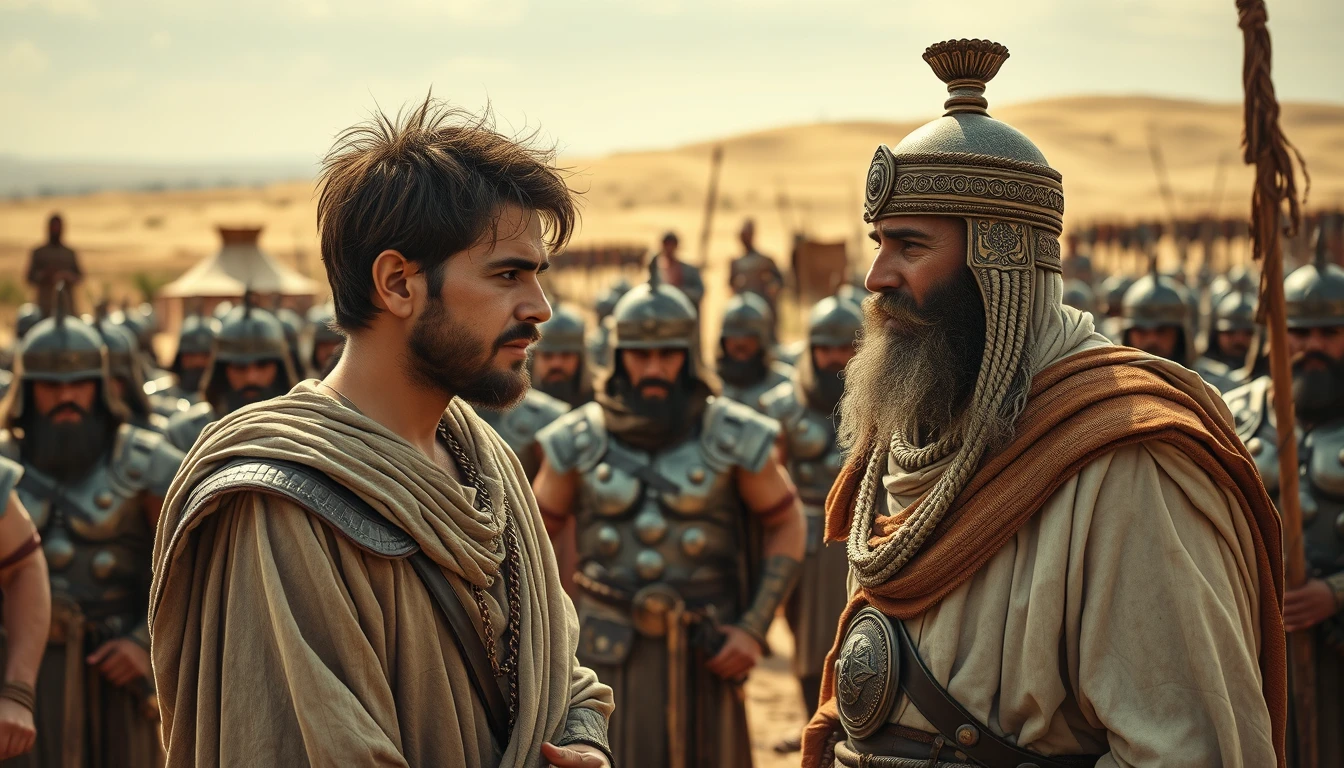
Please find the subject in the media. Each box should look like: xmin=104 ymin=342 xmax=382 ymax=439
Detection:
xmin=535 ymin=370 xmax=580 ymax=405
xmin=178 ymin=367 xmax=205 ymax=393
xmin=1292 ymin=351 xmax=1344 ymax=427
xmin=601 ymin=372 xmax=702 ymax=452
xmin=717 ymin=351 xmax=767 ymax=387
xmin=406 ymin=295 xmax=538 ymax=409
xmin=809 ymin=365 xmax=846 ymax=414
xmin=220 ymin=380 xmax=290 ymax=415
xmin=21 ymin=403 xmax=116 ymax=481
xmin=837 ymin=268 xmax=987 ymax=452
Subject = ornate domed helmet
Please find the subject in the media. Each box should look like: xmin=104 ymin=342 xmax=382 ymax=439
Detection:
xmin=200 ymin=299 xmax=299 ymax=407
xmin=596 ymin=260 xmax=716 ymax=393
xmin=2 ymin=285 xmax=121 ymax=425
xmin=1284 ymin=225 xmax=1344 ymax=329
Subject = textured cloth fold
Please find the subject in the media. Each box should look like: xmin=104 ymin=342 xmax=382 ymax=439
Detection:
xmin=804 ymin=346 xmax=1286 ymax=767
xmin=150 ymin=381 xmax=612 ymax=768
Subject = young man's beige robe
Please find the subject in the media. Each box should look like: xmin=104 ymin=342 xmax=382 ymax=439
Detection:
xmin=149 ymin=382 xmax=613 ymax=768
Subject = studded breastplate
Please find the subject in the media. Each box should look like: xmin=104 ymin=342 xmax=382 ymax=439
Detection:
xmin=575 ymin=433 xmax=743 ymax=606
xmin=784 ymin=406 xmax=843 ymax=506
xmin=19 ymin=461 xmax=152 ymax=616
xmin=1299 ymin=420 xmax=1344 ymax=579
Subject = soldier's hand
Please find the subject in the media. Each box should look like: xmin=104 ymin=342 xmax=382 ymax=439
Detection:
xmin=86 ymin=638 xmax=152 ymax=687
xmin=0 ymin=698 xmax=35 ymax=759
xmin=540 ymin=742 xmax=609 ymax=767
xmin=1284 ymin=578 xmax=1339 ymax=632
xmin=705 ymin=625 xmax=763 ymax=680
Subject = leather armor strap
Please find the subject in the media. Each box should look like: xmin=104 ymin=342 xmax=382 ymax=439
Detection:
xmin=0 ymin=531 xmax=41 ymax=571
xmin=183 ymin=458 xmax=510 ymax=749
xmin=893 ymin=618 xmax=1102 ymax=768
xmin=598 ymin=448 xmax=680 ymax=495
xmin=17 ymin=472 xmax=90 ymax=525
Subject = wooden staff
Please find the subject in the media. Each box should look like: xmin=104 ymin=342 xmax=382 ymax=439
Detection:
xmin=696 ymin=145 xmax=725 ymax=267
xmin=1236 ymin=0 xmax=1313 ymax=763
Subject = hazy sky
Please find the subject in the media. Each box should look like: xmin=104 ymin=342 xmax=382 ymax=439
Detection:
xmin=2 ymin=0 xmax=1341 ymax=162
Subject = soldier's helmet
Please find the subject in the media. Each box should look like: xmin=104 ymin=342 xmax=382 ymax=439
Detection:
xmin=3 ymin=287 xmax=121 ymax=425
xmin=200 ymin=302 xmax=298 ymax=407
xmin=595 ymin=279 xmax=632 ymax=322
xmin=719 ymin=292 xmax=773 ymax=347
xmin=536 ymin=303 xmax=587 ymax=354
xmin=172 ymin=312 xmax=221 ymax=377
xmin=1214 ymin=290 xmax=1257 ymax=333
xmin=118 ymin=304 xmax=152 ymax=351
xmin=305 ymin=302 xmax=343 ymax=371
xmin=598 ymin=260 xmax=716 ymax=392
xmin=15 ymin=304 xmax=43 ymax=340
xmin=1062 ymin=278 xmax=1097 ymax=315
xmin=91 ymin=308 xmax=153 ymax=417
xmin=1121 ymin=270 xmax=1194 ymax=364
xmin=807 ymin=295 xmax=863 ymax=349
xmin=1100 ymin=274 xmax=1136 ymax=317
xmin=1285 ymin=226 xmax=1344 ymax=329
xmin=274 ymin=307 xmax=306 ymax=375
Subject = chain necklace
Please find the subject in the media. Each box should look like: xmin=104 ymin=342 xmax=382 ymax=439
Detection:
xmin=437 ymin=420 xmax=522 ymax=734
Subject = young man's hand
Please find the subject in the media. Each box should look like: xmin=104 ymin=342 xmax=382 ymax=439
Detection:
xmin=540 ymin=742 xmax=609 ymax=767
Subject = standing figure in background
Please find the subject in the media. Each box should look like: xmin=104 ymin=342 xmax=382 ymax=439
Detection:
xmin=1225 ymin=233 xmax=1344 ymax=766
xmin=0 ymin=295 xmax=182 ymax=768
xmin=717 ymin=292 xmax=794 ymax=413
xmin=533 ymin=265 xmax=804 ymax=768
xmin=650 ymin=232 xmax=704 ymax=309
xmin=760 ymin=294 xmax=861 ymax=753
xmin=25 ymin=217 xmax=81 ymax=318
xmin=730 ymin=219 xmax=784 ymax=329
xmin=164 ymin=303 xmax=298 ymax=453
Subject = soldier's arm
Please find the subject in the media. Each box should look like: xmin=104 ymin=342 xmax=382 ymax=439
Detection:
xmin=0 ymin=491 xmax=49 ymax=693
xmin=732 ymin=449 xmax=805 ymax=642
xmin=533 ymin=457 xmax=578 ymax=538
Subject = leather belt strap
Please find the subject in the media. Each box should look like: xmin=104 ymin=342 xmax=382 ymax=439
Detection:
xmin=893 ymin=618 xmax=1101 ymax=768
xmin=598 ymin=449 xmax=679 ymax=495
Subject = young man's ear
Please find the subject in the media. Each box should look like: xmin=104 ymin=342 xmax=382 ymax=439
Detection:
xmin=370 ymin=250 xmax=423 ymax=319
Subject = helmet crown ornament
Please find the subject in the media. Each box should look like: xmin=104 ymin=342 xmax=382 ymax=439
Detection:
xmin=922 ymin=39 xmax=1010 ymax=116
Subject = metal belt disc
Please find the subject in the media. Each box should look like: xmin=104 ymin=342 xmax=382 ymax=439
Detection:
xmin=835 ymin=606 xmax=900 ymax=740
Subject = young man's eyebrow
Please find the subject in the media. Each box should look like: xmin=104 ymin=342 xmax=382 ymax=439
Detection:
xmin=487 ymin=255 xmax=549 ymax=273
xmin=878 ymin=226 xmax=932 ymax=242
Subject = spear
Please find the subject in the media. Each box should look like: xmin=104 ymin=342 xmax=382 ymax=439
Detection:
xmin=1236 ymin=0 xmax=1313 ymax=764
xmin=696 ymin=145 xmax=725 ymax=268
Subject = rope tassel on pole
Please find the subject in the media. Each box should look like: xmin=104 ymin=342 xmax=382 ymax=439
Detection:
xmin=1236 ymin=0 xmax=1312 ymax=765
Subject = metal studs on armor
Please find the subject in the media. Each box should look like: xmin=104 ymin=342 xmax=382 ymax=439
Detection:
xmin=718 ymin=435 xmax=736 ymax=451
xmin=634 ymin=509 xmax=669 ymax=544
xmin=680 ymin=527 xmax=708 ymax=558
xmin=688 ymin=466 xmax=706 ymax=484
xmin=596 ymin=526 xmax=621 ymax=557
xmin=1247 ymin=437 xmax=1263 ymax=457
xmin=43 ymin=534 xmax=75 ymax=570
xmin=798 ymin=464 xmax=816 ymax=484
xmin=95 ymin=490 xmax=114 ymax=509
xmin=635 ymin=549 xmax=666 ymax=581
xmin=596 ymin=463 xmax=613 ymax=482
xmin=91 ymin=550 xmax=117 ymax=580
xmin=574 ymin=433 xmax=593 ymax=451
xmin=955 ymin=725 xmax=979 ymax=747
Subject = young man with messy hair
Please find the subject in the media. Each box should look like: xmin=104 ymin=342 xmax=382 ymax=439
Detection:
xmin=149 ymin=98 xmax=614 ymax=768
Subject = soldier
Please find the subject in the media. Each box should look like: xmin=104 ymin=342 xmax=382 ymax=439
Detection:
xmin=804 ymin=39 xmax=1281 ymax=767
xmin=0 ymin=295 xmax=183 ymax=768
xmin=1225 ymin=230 xmax=1344 ymax=765
xmin=25 ymin=216 xmax=81 ymax=318
xmin=532 ymin=303 xmax=594 ymax=409
xmin=0 ymin=460 xmax=51 ymax=763
xmin=474 ymin=390 xmax=570 ymax=481
xmin=717 ymin=292 xmax=795 ymax=412
xmin=1196 ymin=289 xmax=1257 ymax=392
xmin=14 ymin=307 xmax=42 ymax=343
xmin=1061 ymin=277 xmax=1097 ymax=315
xmin=90 ymin=310 xmax=166 ymax=434
xmin=649 ymin=232 xmax=704 ymax=309
xmin=144 ymin=311 xmax=218 ymax=417
xmin=729 ymin=219 xmax=785 ymax=319
xmin=760 ymin=294 xmax=861 ymax=752
xmin=274 ymin=306 xmax=308 ymax=381
xmin=1096 ymin=272 xmax=1134 ymax=343
xmin=1119 ymin=266 xmax=1196 ymax=367
xmin=306 ymin=302 xmax=344 ymax=376
xmin=588 ymin=279 xmax=631 ymax=370
xmin=533 ymin=264 xmax=805 ymax=768
xmin=164 ymin=303 xmax=299 ymax=453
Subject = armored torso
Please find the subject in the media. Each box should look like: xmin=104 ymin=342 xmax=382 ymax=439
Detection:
xmin=720 ymin=361 xmax=795 ymax=415
xmin=538 ymin=397 xmax=780 ymax=611
xmin=1227 ymin=376 xmax=1344 ymax=578
xmin=0 ymin=424 xmax=182 ymax=616
xmin=474 ymin=389 xmax=570 ymax=479
xmin=165 ymin=400 xmax=217 ymax=453
xmin=761 ymin=380 xmax=844 ymax=507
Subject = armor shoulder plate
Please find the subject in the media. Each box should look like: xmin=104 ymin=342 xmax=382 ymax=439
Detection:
xmin=700 ymin=396 xmax=782 ymax=474
xmin=166 ymin=401 xmax=215 ymax=452
xmin=1307 ymin=420 xmax=1344 ymax=499
xmin=1223 ymin=376 xmax=1270 ymax=443
xmin=513 ymin=389 xmax=571 ymax=433
xmin=0 ymin=455 xmax=21 ymax=503
xmin=759 ymin=380 xmax=804 ymax=426
xmin=112 ymin=424 xmax=187 ymax=498
xmin=537 ymin=401 xmax=607 ymax=475
xmin=182 ymin=458 xmax=418 ymax=559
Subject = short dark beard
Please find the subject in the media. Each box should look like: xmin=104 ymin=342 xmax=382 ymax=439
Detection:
xmin=406 ymin=294 xmax=538 ymax=409
xmin=535 ymin=371 xmax=580 ymax=405
xmin=178 ymin=367 xmax=205 ymax=393
xmin=837 ymin=267 xmax=986 ymax=451
xmin=809 ymin=364 xmax=847 ymax=414
xmin=1293 ymin=351 xmax=1344 ymax=427
xmin=20 ymin=403 xmax=116 ymax=482
xmin=220 ymin=379 xmax=290 ymax=415
xmin=717 ymin=351 xmax=767 ymax=387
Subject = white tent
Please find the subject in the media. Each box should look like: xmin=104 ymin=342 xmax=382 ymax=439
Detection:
xmin=161 ymin=226 xmax=318 ymax=299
